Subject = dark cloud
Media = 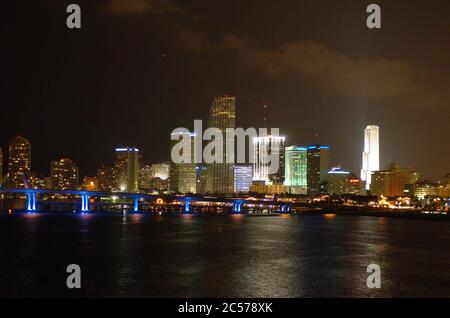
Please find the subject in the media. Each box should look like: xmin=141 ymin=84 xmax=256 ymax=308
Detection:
xmin=102 ymin=0 xmax=183 ymax=16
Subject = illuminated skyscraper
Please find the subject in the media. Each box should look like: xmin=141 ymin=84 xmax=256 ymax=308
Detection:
xmin=206 ymin=95 xmax=236 ymax=194
xmin=327 ymin=167 xmax=350 ymax=195
xmin=234 ymin=164 xmax=253 ymax=193
xmin=252 ymin=135 xmax=285 ymax=185
xmin=284 ymin=146 xmax=307 ymax=194
xmin=114 ymin=147 xmax=140 ymax=193
xmin=361 ymin=125 xmax=380 ymax=190
xmin=7 ymin=136 xmax=31 ymax=188
xmin=151 ymin=163 xmax=170 ymax=180
xmin=169 ymin=132 xmax=197 ymax=194
xmin=307 ymin=145 xmax=331 ymax=195
xmin=50 ymin=158 xmax=79 ymax=190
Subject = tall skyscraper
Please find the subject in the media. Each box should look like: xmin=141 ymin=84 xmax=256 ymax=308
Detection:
xmin=234 ymin=164 xmax=253 ymax=193
xmin=114 ymin=147 xmax=140 ymax=193
xmin=361 ymin=125 xmax=380 ymax=191
xmin=7 ymin=136 xmax=31 ymax=188
xmin=253 ymin=135 xmax=286 ymax=185
xmin=284 ymin=145 xmax=307 ymax=194
xmin=307 ymin=145 xmax=331 ymax=196
xmin=206 ymin=95 xmax=236 ymax=194
xmin=169 ymin=132 xmax=197 ymax=194
xmin=50 ymin=158 xmax=79 ymax=190
xmin=0 ymin=147 xmax=3 ymax=186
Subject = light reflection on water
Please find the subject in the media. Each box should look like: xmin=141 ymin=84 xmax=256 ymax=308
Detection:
xmin=0 ymin=213 xmax=449 ymax=297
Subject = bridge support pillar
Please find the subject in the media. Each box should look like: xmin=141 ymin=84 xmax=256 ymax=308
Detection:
xmin=81 ymin=194 xmax=90 ymax=212
xmin=184 ymin=200 xmax=191 ymax=213
xmin=27 ymin=192 xmax=37 ymax=212
xmin=232 ymin=202 xmax=242 ymax=214
xmin=133 ymin=197 xmax=139 ymax=212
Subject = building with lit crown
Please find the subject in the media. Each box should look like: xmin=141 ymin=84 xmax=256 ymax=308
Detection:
xmin=361 ymin=125 xmax=380 ymax=191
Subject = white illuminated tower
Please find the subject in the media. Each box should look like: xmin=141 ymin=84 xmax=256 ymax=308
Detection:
xmin=361 ymin=125 xmax=380 ymax=190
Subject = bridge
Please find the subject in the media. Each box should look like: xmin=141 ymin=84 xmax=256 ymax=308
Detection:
xmin=0 ymin=188 xmax=299 ymax=214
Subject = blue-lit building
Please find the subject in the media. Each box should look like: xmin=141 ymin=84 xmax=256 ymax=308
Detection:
xmin=234 ymin=164 xmax=253 ymax=193
xmin=307 ymin=145 xmax=331 ymax=196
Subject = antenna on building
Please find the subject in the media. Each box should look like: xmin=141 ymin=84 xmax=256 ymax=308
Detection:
xmin=263 ymin=104 xmax=268 ymax=128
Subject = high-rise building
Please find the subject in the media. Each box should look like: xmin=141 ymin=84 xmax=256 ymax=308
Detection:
xmin=234 ymin=164 xmax=253 ymax=193
xmin=307 ymin=145 xmax=331 ymax=196
xmin=0 ymin=147 xmax=3 ymax=186
xmin=327 ymin=167 xmax=350 ymax=195
xmin=113 ymin=147 xmax=140 ymax=193
xmin=50 ymin=158 xmax=79 ymax=190
xmin=370 ymin=163 xmax=416 ymax=197
xmin=7 ymin=136 xmax=31 ymax=188
xmin=361 ymin=125 xmax=380 ymax=191
xmin=170 ymin=132 xmax=197 ymax=194
xmin=253 ymin=135 xmax=286 ymax=185
xmin=284 ymin=145 xmax=307 ymax=194
xmin=151 ymin=163 xmax=170 ymax=180
xmin=97 ymin=165 xmax=115 ymax=192
xmin=139 ymin=164 xmax=153 ymax=192
xmin=206 ymin=95 xmax=236 ymax=194
xmin=196 ymin=164 xmax=208 ymax=194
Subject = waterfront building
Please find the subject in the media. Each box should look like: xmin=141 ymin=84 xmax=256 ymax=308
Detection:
xmin=347 ymin=174 xmax=363 ymax=195
xmin=7 ymin=136 xmax=31 ymax=188
xmin=50 ymin=158 xmax=79 ymax=190
xmin=361 ymin=125 xmax=380 ymax=190
xmin=414 ymin=181 xmax=440 ymax=200
xmin=250 ymin=181 xmax=287 ymax=195
xmin=97 ymin=165 xmax=115 ymax=192
xmin=206 ymin=95 xmax=236 ymax=194
xmin=170 ymin=132 xmax=197 ymax=194
xmin=327 ymin=167 xmax=350 ymax=195
xmin=139 ymin=164 xmax=153 ymax=192
xmin=234 ymin=164 xmax=253 ymax=193
xmin=307 ymin=145 xmax=331 ymax=196
xmin=253 ymin=134 xmax=286 ymax=185
xmin=370 ymin=163 xmax=417 ymax=197
xmin=113 ymin=147 xmax=140 ymax=193
xmin=284 ymin=145 xmax=307 ymax=195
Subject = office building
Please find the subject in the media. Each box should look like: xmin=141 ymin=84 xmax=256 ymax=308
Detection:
xmin=370 ymin=163 xmax=417 ymax=197
xmin=284 ymin=145 xmax=307 ymax=194
xmin=253 ymin=134 xmax=285 ymax=185
xmin=97 ymin=165 xmax=115 ymax=192
xmin=234 ymin=164 xmax=253 ymax=193
xmin=307 ymin=145 xmax=331 ymax=196
xmin=50 ymin=158 xmax=79 ymax=190
xmin=139 ymin=164 xmax=153 ymax=192
xmin=206 ymin=95 xmax=236 ymax=194
xmin=361 ymin=125 xmax=380 ymax=190
xmin=327 ymin=167 xmax=350 ymax=195
xmin=114 ymin=147 xmax=140 ymax=193
xmin=151 ymin=163 xmax=170 ymax=180
xmin=7 ymin=136 xmax=31 ymax=188
xmin=170 ymin=132 xmax=197 ymax=194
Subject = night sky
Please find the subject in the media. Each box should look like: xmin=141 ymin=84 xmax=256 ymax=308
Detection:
xmin=1 ymin=0 xmax=449 ymax=179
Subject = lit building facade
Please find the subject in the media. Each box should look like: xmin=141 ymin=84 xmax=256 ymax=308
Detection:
xmin=114 ymin=147 xmax=140 ymax=193
xmin=97 ymin=165 xmax=114 ymax=192
xmin=370 ymin=163 xmax=417 ymax=197
xmin=361 ymin=125 xmax=380 ymax=190
xmin=170 ymin=132 xmax=197 ymax=194
xmin=307 ymin=145 xmax=331 ymax=196
xmin=151 ymin=163 xmax=170 ymax=180
xmin=253 ymin=134 xmax=285 ymax=185
xmin=234 ymin=164 xmax=253 ymax=193
xmin=414 ymin=181 xmax=439 ymax=199
xmin=284 ymin=145 xmax=307 ymax=194
xmin=139 ymin=164 xmax=153 ymax=192
xmin=327 ymin=167 xmax=350 ymax=195
xmin=7 ymin=136 xmax=31 ymax=188
xmin=50 ymin=158 xmax=79 ymax=190
xmin=206 ymin=95 xmax=236 ymax=194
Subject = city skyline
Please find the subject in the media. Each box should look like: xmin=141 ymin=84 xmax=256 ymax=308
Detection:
xmin=2 ymin=1 xmax=449 ymax=181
